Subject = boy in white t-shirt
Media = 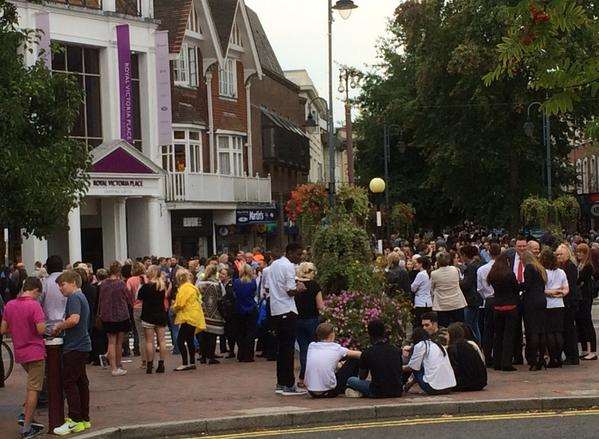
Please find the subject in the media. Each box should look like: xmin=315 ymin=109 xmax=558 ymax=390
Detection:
xmin=304 ymin=323 xmax=361 ymax=398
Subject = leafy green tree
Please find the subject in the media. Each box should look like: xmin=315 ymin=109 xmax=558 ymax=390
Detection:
xmin=485 ymin=1 xmax=599 ymax=137
xmin=354 ymin=0 xmax=594 ymax=230
xmin=0 ymin=0 xmax=88 ymax=238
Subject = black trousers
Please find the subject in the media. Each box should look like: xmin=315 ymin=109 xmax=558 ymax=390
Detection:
xmin=576 ymin=297 xmax=597 ymax=352
xmin=437 ymin=308 xmax=464 ymax=328
xmin=272 ymin=312 xmax=297 ymax=388
xmin=493 ymin=309 xmax=518 ymax=369
xmin=235 ymin=309 xmax=258 ymax=362
xmin=480 ymin=306 xmax=495 ymax=366
xmin=512 ymin=307 xmax=524 ymax=363
xmin=563 ymin=305 xmax=579 ymax=361
xmin=63 ymin=351 xmax=90 ymax=422
xmin=177 ymin=323 xmax=196 ymax=366
xmin=197 ymin=332 xmax=217 ymax=360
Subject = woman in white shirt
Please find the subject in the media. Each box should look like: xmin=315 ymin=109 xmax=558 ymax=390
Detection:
xmin=411 ymin=257 xmax=433 ymax=326
xmin=402 ymin=327 xmax=456 ymax=395
xmin=539 ymin=249 xmax=569 ymax=368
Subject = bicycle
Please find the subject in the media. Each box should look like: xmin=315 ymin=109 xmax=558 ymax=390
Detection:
xmin=1 ymin=339 xmax=14 ymax=383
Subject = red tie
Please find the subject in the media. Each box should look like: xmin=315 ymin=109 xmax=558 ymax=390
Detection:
xmin=517 ymin=260 xmax=524 ymax=283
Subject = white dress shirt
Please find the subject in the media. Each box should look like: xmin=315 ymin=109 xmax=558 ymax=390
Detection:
xmin=267 ymin=256 xmax=298 ymax=316
xmin=513 ymin=253 xmax=524 ymax=283
xmin=408 ymin=340 xmax=456 ymax=390
xmin=477 ymin=259 xmax=495 ymax=303
xmin=411 ymin=270 xmax=432 ymax=307
xmin=260 ymin=266 xmax=271 ymax=298
xmin=545 ymin=268 xmax=567 ymax=309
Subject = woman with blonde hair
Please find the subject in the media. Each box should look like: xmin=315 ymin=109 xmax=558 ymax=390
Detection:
xmin=521 ymin=251 xmax=547 ymax=370
xmin=137 ymin=265 xmax=169 ymax=373
xmin=575 ymin=243 xmax=597 ymax=360
xmin=195 ymin=263 xmax=224 ymax=364
xmin=295 ymin=262 xmax=324 ymax=388
xmin=555 ymin=243 xmax=581 ymax=365
xmin=232 ymin=263 xmax=258 ymax=362
xmin=172 ymin=269 xmax=206 ymax=371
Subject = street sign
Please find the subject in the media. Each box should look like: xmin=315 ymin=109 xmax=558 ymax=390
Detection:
xmin=236 ymin=208 xmax=277 ymax=225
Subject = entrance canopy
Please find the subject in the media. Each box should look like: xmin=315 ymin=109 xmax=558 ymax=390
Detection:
xmin=88 ymin=140 xmax=165 ymax=198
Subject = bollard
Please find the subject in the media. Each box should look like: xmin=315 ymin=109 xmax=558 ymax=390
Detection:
xmin=45 ymin=337 xmax=64 ymax=432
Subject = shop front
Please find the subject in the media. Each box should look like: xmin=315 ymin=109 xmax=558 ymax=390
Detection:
xmin=214 ymin=207 xmax=278 ymax=253
xmin=170 ymin=210 xmax=213 ymax=259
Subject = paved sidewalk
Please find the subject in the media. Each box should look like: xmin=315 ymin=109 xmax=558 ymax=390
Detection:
xmin=1 ymin=352 xmax=599 ymax=437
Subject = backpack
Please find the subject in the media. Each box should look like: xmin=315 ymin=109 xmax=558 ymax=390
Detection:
xmin=218 ymin=282 xmax=236 ymax=321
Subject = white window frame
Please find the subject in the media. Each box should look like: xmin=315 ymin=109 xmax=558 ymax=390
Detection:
xmin=219 ymin=58 xmax=237 ymax=98
xmin=164 ymin=129 xmax=203 ymax=173
xmin=186 ymin=2 xmax=202 ymax=34
xmin=173 ymin=44 xmax=198 ymax=88
xmin=230 ymin=22 xmax=242 ymax=47
xmin=217 ymin=135 xmax=244 ymax=176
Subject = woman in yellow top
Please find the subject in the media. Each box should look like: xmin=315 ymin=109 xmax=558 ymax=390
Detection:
xmin=172 ymin=269 xmax=206 ymax=371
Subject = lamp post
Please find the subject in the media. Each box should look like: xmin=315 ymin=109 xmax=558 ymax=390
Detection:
xmin=326 ymin=0 xmax=358 ymax=205
xmin=370 ymin=177 xmax=385 ymax=254
xmin=524 ymin=101 xmax=552 ymax=199
xmin=338 ymin=66 xmax=361 ymax=185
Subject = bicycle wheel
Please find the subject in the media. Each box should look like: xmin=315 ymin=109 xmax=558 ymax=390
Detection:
xmin=1 ymin=340 xmax=14 ymax=382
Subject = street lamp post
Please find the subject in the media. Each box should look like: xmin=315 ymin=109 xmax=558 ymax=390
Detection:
xmin=327 ymin=0 xmax=358 ymax=205
xmin=338 ymin=66 xmax=361 ymax=185
xmin=524 ymin=101 xmax=552 ymax=199
xmin=370 ymin=177 xmax=386 ymax=254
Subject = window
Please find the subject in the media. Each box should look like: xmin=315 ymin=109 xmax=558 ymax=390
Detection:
xmin=219 ymin=58 xmax=237 ymax=98
xmin=163 ymin=129 xmax=204 ymax=173
xmin=187 ymin=2 xmax=202 ymax=34
xmin=173 ymin=44 xmax=198 ymax=88
xmin=230 ymin=23 xmax=242 ymax=47
xmin=217 ymin=135 xmax=244 ymax=176
xmin=52 ymin=43 xmax=102 ymax=148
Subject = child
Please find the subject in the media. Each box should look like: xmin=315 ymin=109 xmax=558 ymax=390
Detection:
xmin=51 ymin=271 xmax=92 ymax=436
xmin=304 ymin=323 xmax=361 ymax=398
xmin=1 ymin=277 xmax=46 ymax=438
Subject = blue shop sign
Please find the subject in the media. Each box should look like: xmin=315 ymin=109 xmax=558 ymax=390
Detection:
xmin=236 ymin=208 xmax=277 ymax=225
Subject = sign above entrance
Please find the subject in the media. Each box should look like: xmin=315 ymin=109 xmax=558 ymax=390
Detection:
xmin=236 ymin=208 xmax=277 ymax=225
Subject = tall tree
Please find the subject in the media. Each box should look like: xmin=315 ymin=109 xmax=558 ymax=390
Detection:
xmin=355 ymin=0 xmax=593 ymax=230
xmin=484 ymin=0 xmax=599 ymax=137
xmin=0 ymin=0 xmax=89 ymax=238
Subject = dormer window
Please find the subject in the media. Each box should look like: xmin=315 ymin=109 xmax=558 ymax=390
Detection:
xmin=187 ymin=2 xmax=202 ymax=34
xmin=231 ymin=23 xmax=242 ymax=47
xmin=173 ymin=44 xmax=199 ymax=88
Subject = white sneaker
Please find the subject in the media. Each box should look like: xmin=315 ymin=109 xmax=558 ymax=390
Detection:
xmin=345 ymin=388 xmax=363 ymax=398
xmin=281 ymin=385 xmax=307 ymax=396
xmin=98 ymin=354 xmax=108 ymax=369
xmin=111 ymin=368 xmax=127 ymax=377
xmin=53 ymin=419 xmax=85 ymax=436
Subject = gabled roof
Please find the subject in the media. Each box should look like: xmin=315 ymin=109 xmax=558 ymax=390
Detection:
xmin=207 ymin=0 xmax=238 ymax=53
xmin=154 ymin=0 xmax=193 ymax=53
xmin=246 ymin=7 xmax=284 ymax=77
xmin=91 ymin=140 xmax=165 ymax=175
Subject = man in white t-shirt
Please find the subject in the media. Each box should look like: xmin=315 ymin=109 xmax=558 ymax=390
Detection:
xmin=305 ymin=323 xmax=361 ymax=398
xmin=269 ymin=243 xmax=306 ymax=396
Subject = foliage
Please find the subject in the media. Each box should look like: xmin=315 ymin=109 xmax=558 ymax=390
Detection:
xmin=520 ymin=195 xmax=580 ymax=229
xmin=485 ymin=1 xmax=599 ymax=137
xmin=354 ymin=0 xmax=596 ymax=230
xmin=333 ymin=184 xmax=370 ymax=224
xmin=311 ymin=220 xmax=375 ymax=294
xmin=390 ymin=202 xmax=415 ymax=237
xmin=0 ymin=0 xmax=88 ymax=237
xmin=322 ymin=290 xmax=412 ymax=349
xmin=285 ymin=183 xmax=328 ymax=244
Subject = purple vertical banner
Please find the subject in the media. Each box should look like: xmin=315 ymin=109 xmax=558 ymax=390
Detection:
xmin=35 ymin=12 xmax=51 ymax=69
xmin=116 ymin=24 xmax=134 ymax=144
xmin=155 ymin=30 xmax=173 ymax=146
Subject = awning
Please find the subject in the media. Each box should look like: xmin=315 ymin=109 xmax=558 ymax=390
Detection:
xmin=261 ymin=107 xmax=309 ymax=139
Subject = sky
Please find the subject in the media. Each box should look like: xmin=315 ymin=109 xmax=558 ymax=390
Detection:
xmin=244 ymin=0 xmax=399 ymax=125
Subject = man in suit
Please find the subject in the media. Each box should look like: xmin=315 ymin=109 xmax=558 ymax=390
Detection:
xmin=506 ymin=236 xmax=528 ymax=365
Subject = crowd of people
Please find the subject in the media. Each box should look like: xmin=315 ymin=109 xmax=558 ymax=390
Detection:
xmin=1 ymin=227 xmax=598 ymax=437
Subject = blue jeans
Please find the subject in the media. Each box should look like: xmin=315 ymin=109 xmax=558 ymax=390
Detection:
xmin=464 ymin=306 xmax=481 ymax=343
xmin=346 ymin=377 xmax=373 ymax=397
xmin=413 ymin=368 xmax=452 ymax=395
xmin=168 ymin=308 xmax=180 ymax=355
xmin=296 ymin=317 xmax=319 ymax=380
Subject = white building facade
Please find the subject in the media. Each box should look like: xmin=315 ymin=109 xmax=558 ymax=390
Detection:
xmin=17 ymin=0 xmax=173 ymax=271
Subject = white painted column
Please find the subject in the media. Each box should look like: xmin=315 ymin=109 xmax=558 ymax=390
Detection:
xmin=21 ymin=234 xmax=48 ymax=273
xmin=68 ymin=205 xmax=82 ymax=265
xmin=100 ymin=43 xmax=120 ymax=141
xmin=101 ymin=198 xmax=128 ymax=263
xmin=147 ymin=197 xmax=161 ymax=257
xmin=206 ymin=71 xmax=215 ymax=173
xmin=115 ymin=198 xmax=128 ymax=261
xmin=103 ymin=0 xmax=116 ymax=12
xmin=140 ymin=0 xmax=153 ymax=18
xmin=245 ymin=82 xmax=253 ymax=176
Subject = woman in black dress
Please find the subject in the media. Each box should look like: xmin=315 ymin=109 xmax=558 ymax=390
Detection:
xmin=520 ymin=251 xmax=547 ymax=370
xmin=487 ymin=253 xmax=520 ymax=372
xmin=575 ymin=244 xmax=598 ymax=361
